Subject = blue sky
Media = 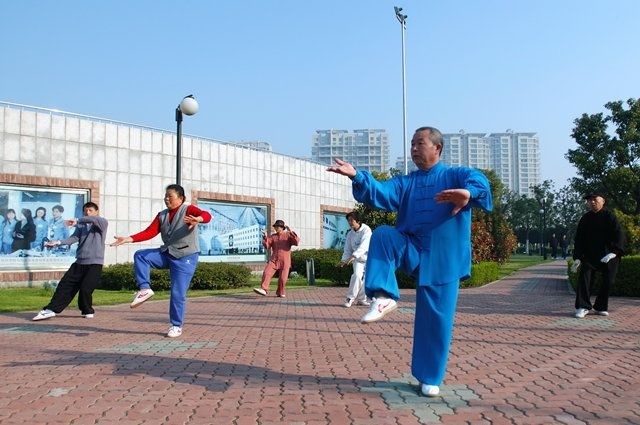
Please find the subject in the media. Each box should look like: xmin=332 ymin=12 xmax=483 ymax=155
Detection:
xmin=2 ymin=1 xmax=639 ymax=187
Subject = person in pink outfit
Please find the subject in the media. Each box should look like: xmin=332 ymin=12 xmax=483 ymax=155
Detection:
xmin=253 ymin=219 xmax=300 ymax=298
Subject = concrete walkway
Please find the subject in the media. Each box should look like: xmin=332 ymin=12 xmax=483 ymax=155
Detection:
xmin=0 ymin=260 xmax=638 ymax=424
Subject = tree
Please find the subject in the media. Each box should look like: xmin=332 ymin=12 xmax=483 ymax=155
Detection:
xmin=503 ymin=192 xmax=539 ymax=253
xmin=566 ymin=98 xmax=640 ymax=215
xmin=353 ymin=171 xmax=397 ymax=229
xmin=472 ymin=169 xmax=517 ymax=263
xmin=551 ymin=184 xmax=585 ymax=241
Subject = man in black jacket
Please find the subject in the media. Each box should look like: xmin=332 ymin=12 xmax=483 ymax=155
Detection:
xmin=572 ymin=191 xmax=624 ymax=318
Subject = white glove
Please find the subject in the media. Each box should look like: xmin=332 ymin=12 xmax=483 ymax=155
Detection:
xmin=570 ymin=260 xmax=581 ymax=273
xmin=600 ymin=253 xmax=617 ymax=263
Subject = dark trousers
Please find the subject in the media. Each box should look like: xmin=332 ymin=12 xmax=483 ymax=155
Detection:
xmin=575 ymin=258 xmax=619 ymax=311
xmin=45 ymin=263 xmax=103 ymax=315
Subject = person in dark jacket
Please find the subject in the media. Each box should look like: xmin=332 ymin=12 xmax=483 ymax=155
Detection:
xmin=572 ymin=191 xmax=624 ymax=318
xmin=12 ymin=208 xmax=36 ymax=252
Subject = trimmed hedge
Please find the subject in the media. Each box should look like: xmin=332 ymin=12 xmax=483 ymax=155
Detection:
xmin=462 ymin=262 xmax=500 ymax=288
xmin=291 ymin=249 xmax=499 ymax=289
xmin=567 ymin=255 xmax=640 ymax=297
xmin=99 ymin=261 xmax=252 ymax=291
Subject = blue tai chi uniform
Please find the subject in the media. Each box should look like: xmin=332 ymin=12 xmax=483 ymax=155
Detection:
xmin=351 ymin=162 xmax=492 ymax=387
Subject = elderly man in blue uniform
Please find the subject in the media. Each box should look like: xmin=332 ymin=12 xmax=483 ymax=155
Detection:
xmin=327 ymin=126 xmax=492 ymax=398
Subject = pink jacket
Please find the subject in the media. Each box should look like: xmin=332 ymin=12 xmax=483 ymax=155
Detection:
xmin=263 ymin=230 xmax=300 ymax=268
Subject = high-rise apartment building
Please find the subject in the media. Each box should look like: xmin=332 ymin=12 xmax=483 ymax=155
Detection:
xmin=394 ymin=130 xmax=540 ymax=196
xmin=440 ymin=130 xmax=540 ymax=196
xmin=312 ymin=129 xmax=391 ymax=173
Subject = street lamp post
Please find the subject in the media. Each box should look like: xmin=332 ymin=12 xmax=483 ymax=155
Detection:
xmin=394 ymin=6 xmax=408 ymax=175
xmin=539 ymin=208 xmax=544 ymax=257
xmin=539 ymin=201 xmax=547 ymax=260
xmin=175 ymin=95 xmax=199 ymax=186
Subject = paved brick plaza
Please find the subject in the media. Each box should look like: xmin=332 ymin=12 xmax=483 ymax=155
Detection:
xmin=0 ymin=261 xmax=638 ymax=424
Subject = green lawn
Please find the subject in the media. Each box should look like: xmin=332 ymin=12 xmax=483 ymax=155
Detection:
xmin=0 ymin=276 xmax=330 ymax=313
xmin=0 ymin=255 xmax=553 ymax=313
xmin=496 ymin=254 xmax=554 ymax=279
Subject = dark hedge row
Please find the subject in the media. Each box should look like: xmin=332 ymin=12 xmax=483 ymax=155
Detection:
xmin=99 ymin=262 xmax=253 ymax=291
xmin=291 ymin=249 xmax=499 ymax=289
xmin=567 ymin=256 xmax=640 ymax=297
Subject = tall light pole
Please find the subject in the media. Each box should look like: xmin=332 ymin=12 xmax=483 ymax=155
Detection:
xmin=394 ymin=6 xmax=408 ymax=174
xmin=539 ymin=199 xmax=548 ymax=260
xmin=175 ymin=95 xmax=199 ymax=186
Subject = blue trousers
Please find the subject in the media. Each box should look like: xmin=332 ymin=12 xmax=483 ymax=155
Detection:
xmin=134 ymin=248 xmax=198 ymax=327
xmin=364 ymin=225 xmax=459 ymax=386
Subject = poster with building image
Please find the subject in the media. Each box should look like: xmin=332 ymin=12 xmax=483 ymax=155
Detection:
xmin=322 ymin=211 xmax=350 ymax=249
xmin=0 ymin=185 xmax=88 ymax=270
xmin=196 ymin=200 xmax=268 ymax=263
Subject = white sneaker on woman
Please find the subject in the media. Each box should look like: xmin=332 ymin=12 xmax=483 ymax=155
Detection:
xmin=167 ymin=326 xmax=183 ymax=338
xmin=131 ymin=289 xmax=155 ymax=308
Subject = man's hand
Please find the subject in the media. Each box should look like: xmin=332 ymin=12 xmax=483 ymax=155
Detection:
xmin=44 ymin=240 xmax=61 ymax=247
xmin=337 ymin=257 xmax=354 ymax=268
xmin=434 ymin=189 xmax=471 ymax=215
xmin=571 ymin=259 xmax=581 ymax=273
xmin=600 ymin=253 xmax=616 ymax=263
xmin=326 ymin=158 xmax=357 ymax=178
xmin=64 ymin=219 xmax=78 ymax=227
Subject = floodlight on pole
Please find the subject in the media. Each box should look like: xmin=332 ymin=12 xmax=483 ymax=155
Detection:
xmin=394 ymin=6 xmax=408 ymax=174
xmin=175 ymin=95 xmax=199 ymax=186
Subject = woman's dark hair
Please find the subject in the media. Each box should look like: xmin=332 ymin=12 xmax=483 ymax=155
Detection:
xmin=166 ymin=184 xmax=186 ymax=200
xmin=21 ymin=208 xmax=33 ymax=222
xmin=35 ymin=207 xmax=47 ymax=219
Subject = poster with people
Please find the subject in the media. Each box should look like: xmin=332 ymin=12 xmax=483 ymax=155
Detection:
xmin=196 ymin=200 xmax=268 ymax=263
xmin=323 ymin=211 xmax=350 ymax=249
xmin=0 ymin=185 xmax=88 ymax=270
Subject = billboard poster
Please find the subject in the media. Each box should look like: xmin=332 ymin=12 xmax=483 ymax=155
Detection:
xmin=196 ymin=200 xmax=268 ymax=263
xmin=323 ymin=211 xmax=350 ymax=249
xmin=0 ymin=185 xmax=88 ymax=270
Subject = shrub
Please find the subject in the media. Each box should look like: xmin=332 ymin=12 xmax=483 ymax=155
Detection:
xmin=99 ymin=261 xmax=252 ymax=291
xmin=462 ymin=262 xmax=500 ymax=288
xmin=190 ymin=262 xmax=252 ymax=290
xmin=567 ymin=255 xmax=640 ymax=297
xmin=291 ymin=249 xmax=352 ymax=284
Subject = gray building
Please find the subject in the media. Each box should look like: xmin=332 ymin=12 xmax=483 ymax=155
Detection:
xmin=0 ymin=102 xmax=356 ymax=286
xmin=312 ymin=129 xmax=391 ymax=173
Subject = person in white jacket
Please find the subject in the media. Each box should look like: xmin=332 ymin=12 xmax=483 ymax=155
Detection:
xmin=337 ymin=211 xmax=372 ymax=307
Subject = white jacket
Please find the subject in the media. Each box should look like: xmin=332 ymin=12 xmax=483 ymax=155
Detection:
xmin=341 ymin=223 xmax=372 ymax=263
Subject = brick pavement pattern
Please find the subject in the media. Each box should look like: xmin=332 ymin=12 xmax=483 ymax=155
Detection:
xmin=0 ymin=260 xmax=638 ymax=424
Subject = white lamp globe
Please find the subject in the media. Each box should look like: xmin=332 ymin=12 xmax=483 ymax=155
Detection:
xmin=180 ymin=96 xmax=199 ymax=116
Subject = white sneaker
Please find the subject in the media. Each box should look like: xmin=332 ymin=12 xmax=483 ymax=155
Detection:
xmin=593 ymin=310 xmax=609 ymax=316
xmin=574 ymin=308 xmax=590 ymax=318
xmin=130 ymin=288 xmax=155 ymax=308
xmin=167 ymin=326 xmax=182 ymax=338
xmin=356 ymin=299 xmax=371 ymax=307
xmin=361 ymin=297 xmax=398 ymax=323
xmin=253 ymin=288 xmax=268 ymax=296
xmin=344 ymin=298 xmax=354 ymax=308
xmin=82 ymin=313 xmax=95 ymax=319
xmin=421 ymin=383 xmax=440 ymax=397
xmin=32 ymin=309 xmax=56 ymax=321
